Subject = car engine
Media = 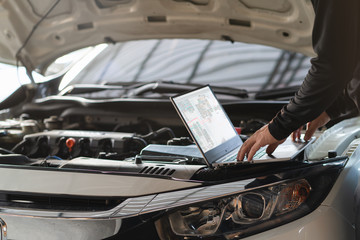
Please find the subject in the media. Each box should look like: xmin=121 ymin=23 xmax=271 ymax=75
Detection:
xmin=0 ymin=113 xmax=208 ymax=179
xmin=0 ymin=104 xmax=279 ymax=182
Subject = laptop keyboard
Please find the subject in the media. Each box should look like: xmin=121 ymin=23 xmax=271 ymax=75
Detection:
xmin=217 ymin=146 xmax=267 ymax=163
xmin=222 ymin=153 xmax=237 ymax=162
xmin=217 ymin=148 xmax=239 ymax=163
xmin=253 ymin=147 xmax=267 ymax=159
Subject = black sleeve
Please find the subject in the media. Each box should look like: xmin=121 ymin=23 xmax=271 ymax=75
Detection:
xmin=326 ymin=89 xmax=358 ymax=119
xmin=268 ymin=0 xmax=360 ymax=140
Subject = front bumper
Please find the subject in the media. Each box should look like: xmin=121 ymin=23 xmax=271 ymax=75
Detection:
xmin=1 ymin=215 xmax=121 ymax=240
xmin=0 ymin=157 xmax=348 ymax=240
xmin=243 ymin=205 xmax=354 ymax=240
xmin=0 ymin=204 xmax=353 ymax=240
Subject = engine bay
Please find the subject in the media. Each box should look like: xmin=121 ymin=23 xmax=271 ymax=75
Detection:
xmin=0 ymin=95 xmax=353 ymax=183
xmin=0 ymin=98 xmax=283 ymax=182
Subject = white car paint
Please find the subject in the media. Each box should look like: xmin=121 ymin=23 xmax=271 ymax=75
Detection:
xmin=0 ymin=0 xmax=315 ymax=72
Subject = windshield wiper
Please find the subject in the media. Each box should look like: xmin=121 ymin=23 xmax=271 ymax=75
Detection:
xmin=122 ymin=81 xmax=248 ymax=98
xmin=58 ymin=84 xmax=127 ymax=96
xmin=255 ymin=85 xmax=300 ymax=100
xmin=60 ymin=81 xmax=248 ymax=98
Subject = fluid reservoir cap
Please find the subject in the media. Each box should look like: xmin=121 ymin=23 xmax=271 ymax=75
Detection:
xmin=328 ymin=150 xmax=338 ymax=158
xmin=135 ymin=155 xmax=142 ymax=164
xmin=66 ymin=138 xmax=76 ymax=152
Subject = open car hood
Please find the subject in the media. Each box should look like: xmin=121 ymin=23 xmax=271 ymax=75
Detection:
xmin=0 ymin=0 xmax=315 ymax=73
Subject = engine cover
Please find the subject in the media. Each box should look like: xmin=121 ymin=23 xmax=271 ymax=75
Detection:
xmin=15 ymin=130 xmax=146 ymax=159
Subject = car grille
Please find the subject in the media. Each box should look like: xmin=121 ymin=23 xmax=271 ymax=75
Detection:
xmin=0 ymin=193 xmax=124 ymax=211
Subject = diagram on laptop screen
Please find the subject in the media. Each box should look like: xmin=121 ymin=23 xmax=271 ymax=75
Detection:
xmin=175 ymin=87 xmax=237 ymax=153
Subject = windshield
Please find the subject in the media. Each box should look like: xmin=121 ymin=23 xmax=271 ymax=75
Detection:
xmin=60 ymin=39 xmax=311 ymax=93
xmin=0 ymin=46 xmax=93 ymax=102
xmin=0 ymin=63 xmax=45 ymax=102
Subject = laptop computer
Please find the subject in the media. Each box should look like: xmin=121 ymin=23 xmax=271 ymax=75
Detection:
xmin=170 ymin=85 xmax=313 ymax=168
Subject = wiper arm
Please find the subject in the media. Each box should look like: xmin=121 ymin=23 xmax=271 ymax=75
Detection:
xmin=58 ymin=84 xmax=126 ymax=96
xmin=255 ymin=85 xmax=300 ymax=100
xmin=59 ymin=81 xmax=160 ymax=96
xmin=125 ymin=81 xmax=248 ymax=98
xmin=58 ymin=81 xmax=248 ymax=99
xmin=210 ymin=85 xmax=248 ymax=98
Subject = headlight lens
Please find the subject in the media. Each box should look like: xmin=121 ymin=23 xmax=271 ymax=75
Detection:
xmin=169 ymin=205 xmax=223 ymax=236
xmin=168 ymin=179 xmax=311 ymax=237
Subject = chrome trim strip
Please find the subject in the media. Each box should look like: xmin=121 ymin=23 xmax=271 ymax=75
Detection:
xmin=0 ymin=178 xmax=262 ymax=219
xmin=139 ymin=179 xmax=256 ymax=214
xmin=0 ymin=178 xmax=260 ymax=219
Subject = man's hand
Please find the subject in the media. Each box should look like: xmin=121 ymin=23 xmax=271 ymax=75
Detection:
xmin=237 ymin=111 xmax=330 ymax=162
xmin=237 ymin=124 xmax=285 ymax=162
xmin=291 ymin=111 xmax=330 ymax=142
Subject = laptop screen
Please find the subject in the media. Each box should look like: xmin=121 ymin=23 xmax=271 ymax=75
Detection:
xmin=172 ymin=86 xmax=239 ymax=154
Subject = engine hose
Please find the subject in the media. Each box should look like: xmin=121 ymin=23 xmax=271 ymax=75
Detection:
xmin=141 ymin=127 xmax=175 ymax=141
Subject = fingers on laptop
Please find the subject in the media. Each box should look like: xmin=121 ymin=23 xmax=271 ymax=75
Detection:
xmin=291 ymin=127 xmax=302 ymax=142
xmin=266 ymin=142 xmax=279 ymax=155
xmin=266 ymin=139 xmax=285 ymax=155
xmin=237 ymin=144 xmax=246 ymax=161
xmin=304 ymin=122 xmax=318 ymax=141
xmin=247 ymin=143 xmax=261 ymax=162
xmin=237 ymin=139 xmax=259 ymax=162
xmin=237 ymin=139 xmax=251 ymax=161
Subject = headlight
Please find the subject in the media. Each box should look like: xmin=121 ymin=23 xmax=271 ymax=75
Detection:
xmin=155 ymin=157 xmax=344 ymax=240
xmin=168 ymin=179 xmax=311 ymax=237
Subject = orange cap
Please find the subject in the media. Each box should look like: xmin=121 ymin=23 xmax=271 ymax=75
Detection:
xmin=66 ymin=138 xmax=76 ymax=152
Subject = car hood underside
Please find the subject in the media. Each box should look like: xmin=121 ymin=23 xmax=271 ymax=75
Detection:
xmin=0 ymin=0 xmax=314 ymax=73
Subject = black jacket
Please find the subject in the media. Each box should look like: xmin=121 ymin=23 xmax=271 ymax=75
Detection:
xmin=268 ymin=0 xmax=360 ymax=140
